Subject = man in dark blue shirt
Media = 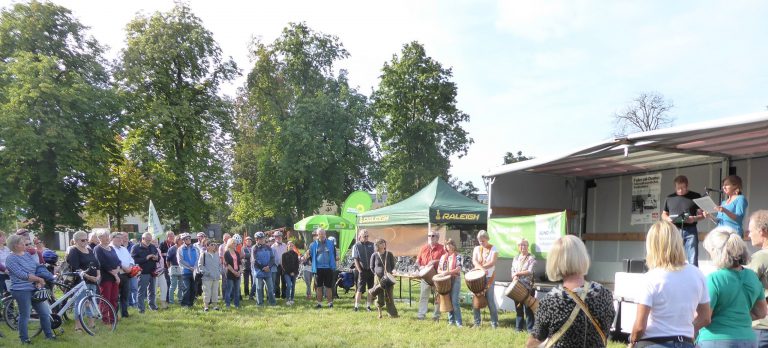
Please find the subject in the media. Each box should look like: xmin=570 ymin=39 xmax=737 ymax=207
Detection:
xmin=662 ymin=175 xmax=704 ymax=266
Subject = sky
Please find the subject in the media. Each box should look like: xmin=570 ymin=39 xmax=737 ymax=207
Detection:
xmin=3 ymin=0 xmax=767 ymax=190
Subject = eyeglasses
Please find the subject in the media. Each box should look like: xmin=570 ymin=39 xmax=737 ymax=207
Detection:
xmin=79 ymin=239 xmax=87 ymax=242
xmin=25 ymin=243 xmax=31 ymax=246
xmin=428 ymin=235 xmax=437 ymax=237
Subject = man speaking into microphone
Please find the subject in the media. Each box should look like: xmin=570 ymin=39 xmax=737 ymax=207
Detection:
xmin=661 ymin=175 xmax=704 ymax=266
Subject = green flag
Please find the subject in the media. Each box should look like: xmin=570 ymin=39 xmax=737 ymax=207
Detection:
xmin=339 ymin=191 xmax=373 ymax=258
xmin=487 ymin=211 xmax=566 ymax=258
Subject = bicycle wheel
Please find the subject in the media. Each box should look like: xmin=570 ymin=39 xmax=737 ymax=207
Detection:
xmin=78 ymin=295 xmax=116 ymax=335
xmin=3 ymin=297 xmax=43 ymax=337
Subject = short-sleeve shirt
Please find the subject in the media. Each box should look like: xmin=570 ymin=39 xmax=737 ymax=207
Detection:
xmin=66 ymin=247 xmax=99 ymax=285
xmin=747 ymin=249 xmax=768 ymax=329
xmin=636 ymin=264 xmax=709 ymax=338
xmin=511 ymin=253 xmax=536 ymax=288
xmin=663 ymin=191 xmax=702 ymax=227
xmin=315 ymin=242 xmax=330 ymax=269
xmin=699 ymin=267 xmax=763 ymax=342
xmin=352 ymin=241 xmax=375 ymax=270
xmin=472 ymin=245 xmax=497 ymax=277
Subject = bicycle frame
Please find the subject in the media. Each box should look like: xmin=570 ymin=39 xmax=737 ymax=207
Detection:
xmin=48 ymin=271 xmax=94 ymax=316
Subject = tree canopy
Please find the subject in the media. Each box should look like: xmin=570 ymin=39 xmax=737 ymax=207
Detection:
xmin=613 ymin=91 xmax=674 ymax=136
xmin=372 ymin=41 xmax=472 ymax=203
xmin=231 ymin=23 xmax=376 ymax=226
xmin=0 ymin=1 xmax=119 ymax=233
xmin=116 ymin=3 xmax=238 ymax=232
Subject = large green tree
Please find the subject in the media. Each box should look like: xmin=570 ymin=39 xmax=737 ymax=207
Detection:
xmin=372 ymin=41 xmax=472 ymax=203
xmin=0 ymin=1 xmax=118 ymax=233
xmin=84 ymin=135 xmax=152 ymax=229
xmin=116 ymin=4 xmax=237 ymax=232
xmin=232 ymin=23 xmax=376 ymax=224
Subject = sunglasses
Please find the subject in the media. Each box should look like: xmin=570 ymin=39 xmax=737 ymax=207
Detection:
xmin=79 ymin=239 xmax=87 ymax=242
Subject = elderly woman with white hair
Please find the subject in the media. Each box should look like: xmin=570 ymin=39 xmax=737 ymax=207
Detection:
xmin=697 ymin=226 xmax=767 ymax=347
xmin=527 ymin=235 xmax=615 ymax=348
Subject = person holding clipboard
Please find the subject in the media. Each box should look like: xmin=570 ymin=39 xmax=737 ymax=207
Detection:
xmin=704 ymin=175 xmax=749 ymax=238
xmin=662 ymin=175 xmax=705 ymax=266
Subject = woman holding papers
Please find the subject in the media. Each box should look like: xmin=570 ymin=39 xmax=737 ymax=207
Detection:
xmin=705 ymin=175 xmax=748 ymax=237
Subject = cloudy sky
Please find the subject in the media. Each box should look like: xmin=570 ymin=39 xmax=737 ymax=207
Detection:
xmin=3 ymin=0 xmax=766 ymax=188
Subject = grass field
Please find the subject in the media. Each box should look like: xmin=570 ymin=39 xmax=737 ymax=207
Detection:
xmin=0 ymin=276 xmax=628 ymax=347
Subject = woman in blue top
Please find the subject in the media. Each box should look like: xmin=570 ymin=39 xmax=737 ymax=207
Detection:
xmin=707 ymin=175 xmax=748 ymax=237
xmin=5 ymin=234 xmax=56 ymax=343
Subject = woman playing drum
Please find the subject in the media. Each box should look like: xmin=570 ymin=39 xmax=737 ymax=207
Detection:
xmin=471 ymin=230 xmax=498 ymax=328
xmin=511 ymin=238 xmax=536 ymax=332
xmin=369 ymin=238 xmax=398 ymax=318
xmin=438 ymin=239 xmax=462 ymax=327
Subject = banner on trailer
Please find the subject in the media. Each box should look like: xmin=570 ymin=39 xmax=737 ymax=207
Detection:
xmin=630 ymin=173 xmax=662 ymax=225
xmin=487 ymin=211 xmax=566 ymax=258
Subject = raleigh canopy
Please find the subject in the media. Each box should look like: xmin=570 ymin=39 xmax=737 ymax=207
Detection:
xmin=357 ymin=177 xmax=487 ymax=227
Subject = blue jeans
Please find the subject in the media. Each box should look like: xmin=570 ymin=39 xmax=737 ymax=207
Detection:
xmin=74 ymin=283 xmax=98 ymax=317
xmin=181 ymin=274 xmax=194 ymax=306
xmin=255 ymin=273 xmax=275 ymax=305
xmin=225 ymin=278 xmax=241 ymax=308
xmin=284 ymin=274 xmax=296 ymax=301
xmin=221 ymin=273 xmax=230 ymax=302
xmin=447 ymin=276 xmax=463 ymax=326
xmin=137 ymin=274 xmax=157 ymax=312
xmin=638 ymin=343 xmax=695 ymax=348
xmin=250 ymin=269 xmax=257 ymax=298
xmin=11 ymin=289 xmax=54 ymax=341
xmin=169 ymin=275 xmax=181 ymax=304
xmin=472 ymin=276 xmax=498 ymax=327
xmin=681 ymin=225 xmax=699 ymax=266
xmin=754 ymin=329 xmax=768 ymax=348
xmin=698 ymin=340 xmax=755 ymax=348
xmin=129 ymin=276 xmax=139 ymax=306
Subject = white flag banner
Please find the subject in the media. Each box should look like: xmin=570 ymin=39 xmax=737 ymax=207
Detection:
xmin=148 ymin=200 xmax=164 ymax=241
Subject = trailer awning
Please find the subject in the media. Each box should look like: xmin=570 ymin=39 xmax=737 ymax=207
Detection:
xmin=485 ymin=111 xmax=768 ymax=179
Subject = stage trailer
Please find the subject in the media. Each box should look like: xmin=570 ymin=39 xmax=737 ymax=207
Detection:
xmin=484 ymin=112 xmax=768 ymax=283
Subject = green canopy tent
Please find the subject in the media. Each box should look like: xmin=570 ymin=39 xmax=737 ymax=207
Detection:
xmin=358 ymin=177 xmax=487 ymax=227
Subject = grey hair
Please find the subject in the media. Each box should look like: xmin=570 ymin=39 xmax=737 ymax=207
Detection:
xmin=73 ymin=231 xmax=88 ymax=241
xmin=94 ymin=228 xmax=111 ymax=239
xmin=6 ymin=235 xmax=25 ymax=250
xmin=315 ymin=228 xmax=326 ymax=235
xmin=477 ymin=230 xmax=489 ymax=240
xmin=703 ymin=226 xmax=750 ymax=269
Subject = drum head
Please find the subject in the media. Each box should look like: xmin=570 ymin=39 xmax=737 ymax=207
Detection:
xmin=465 ymin=269 xmax=485 ymax=281
xmin=432 ymin=273 xmax=451 ymax=282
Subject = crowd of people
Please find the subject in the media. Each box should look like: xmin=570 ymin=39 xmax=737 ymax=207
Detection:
xmin=0 ymin=173 xmax=765 ymax=347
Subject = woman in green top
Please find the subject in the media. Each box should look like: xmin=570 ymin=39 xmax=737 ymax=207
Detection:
xmin=699 ymin=226 xmax=767 ymax=347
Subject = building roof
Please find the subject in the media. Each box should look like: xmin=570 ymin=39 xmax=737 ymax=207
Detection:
xmin=485 ymin=111 xmax=768 ymax=179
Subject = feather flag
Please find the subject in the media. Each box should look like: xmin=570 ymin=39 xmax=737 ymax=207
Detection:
xmin=148 ymin=200 xmax=164 ymax=242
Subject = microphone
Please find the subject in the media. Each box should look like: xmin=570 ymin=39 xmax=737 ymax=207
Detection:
xmin=705 ymin=187 xmax=723 ymax=194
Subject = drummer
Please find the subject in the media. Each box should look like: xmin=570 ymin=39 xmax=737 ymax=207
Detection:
xmin=472 ymin=230 xmax=499 ymax=329
xmin=511 ymin=238 xmax=536 ymax=332
xmin=438 ymin=239 xmax=463 ymax=327
xmin=416 ymin=230 xmax=446 ymax=321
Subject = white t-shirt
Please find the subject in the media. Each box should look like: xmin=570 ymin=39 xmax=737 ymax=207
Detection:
xmin=112 ymin=243 xmax=133 ymax=269
xmin=636 ymin=264 xmax=710 ymax=338
xmin=473 ymin=245 xmax=497 ymax=277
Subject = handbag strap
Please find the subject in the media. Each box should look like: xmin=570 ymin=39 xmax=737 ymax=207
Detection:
xmin=562 ymin=282 xmax=607 ymax=346
xmin=545 ymin=291 xmax=584 ymax=348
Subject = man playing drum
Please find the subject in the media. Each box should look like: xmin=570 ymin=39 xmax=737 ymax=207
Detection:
xmin=416 ymin=230 xmax=446 ymax=321
xmin=472 ymin=230 xmax=499 ymax=329
xmin=352 ymin=229 xmax=375 ymax=312
xmin=511 ymin=238 xmax=536 ymax=332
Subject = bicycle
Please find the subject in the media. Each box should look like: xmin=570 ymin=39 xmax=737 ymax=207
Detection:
xmin=4 ymin=270 xmax=117 ymax=336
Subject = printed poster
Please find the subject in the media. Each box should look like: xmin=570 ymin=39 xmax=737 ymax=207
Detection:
xmin=487 ymin=211 xmax=566 ymax=258
xmin=631 ymin=173 xmax=662 ymax=225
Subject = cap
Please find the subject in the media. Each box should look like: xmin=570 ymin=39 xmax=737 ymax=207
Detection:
xmin=180 ymin=233 xmax=191 ymax=240
xmin=245 ymin=236 xmax=253 ymax=241
xmin=273 ymin=231 xmax=283 ymax=237
xmin=196 ymin=232 xmax=206 ymax=238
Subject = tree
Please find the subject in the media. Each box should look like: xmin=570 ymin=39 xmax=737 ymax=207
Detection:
xmin=503 ymin=150 xmax=533 ymax=165
xmin=84 ymin=135 xmax=151 ymax=229
xmin=613 ymin=92 xmax=674 ymax=136
xmin=0 ymin=1 xmax=119 ymax=234
xmin=116 ymin=4 xmax=238 ymax=232
xmin=232 ymin=23 xmax=376 ymax=224
xmin=372 ymin=41 xmax=472 ymax=203
xmin=449 ymin=179 xmax=479 ymax=201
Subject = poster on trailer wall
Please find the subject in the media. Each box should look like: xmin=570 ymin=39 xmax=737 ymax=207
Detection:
xmin=630 ymin=173 xmax=662 ymax=225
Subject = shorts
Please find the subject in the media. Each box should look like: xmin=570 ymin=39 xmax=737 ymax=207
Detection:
xmin=315 ymin=268 xmax=334 ymax=288
xmin=357 ymin=269 xmax=374 ymax=292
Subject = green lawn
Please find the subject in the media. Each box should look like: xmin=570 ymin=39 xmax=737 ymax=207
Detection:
xmin=0 ymin=277 xmax=627 ymax=347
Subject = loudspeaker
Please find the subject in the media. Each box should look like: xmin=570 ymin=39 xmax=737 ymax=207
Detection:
xmin=623 ymin=259 xmax=647 ymax=273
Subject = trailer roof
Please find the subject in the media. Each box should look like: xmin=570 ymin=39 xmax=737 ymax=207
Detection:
xmin=485 ymin=111 xmax=768 ymax=179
